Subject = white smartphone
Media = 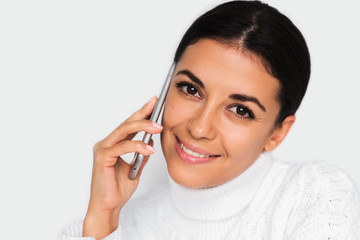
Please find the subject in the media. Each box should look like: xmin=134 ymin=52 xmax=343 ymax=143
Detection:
xmin=128 ymin=62 xmax=176 ymax=179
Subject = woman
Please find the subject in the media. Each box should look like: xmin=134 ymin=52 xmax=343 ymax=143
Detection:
xmin=60 ymin=1 xmax=360 ymax=239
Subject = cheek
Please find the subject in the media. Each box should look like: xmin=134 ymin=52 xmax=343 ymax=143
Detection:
xmin=162 ymin=94 xmax=196 ymax=128
xmin=162 ymin=102 xmax=177 ymax=127
xmin=219 ymin=123 xmax=271 ymax=158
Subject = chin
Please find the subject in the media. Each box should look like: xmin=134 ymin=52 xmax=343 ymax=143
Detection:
xmin=165 ymin=159 xmax=225 ymax=189
xmin=167 ymin=168 xmax=208 ymax=189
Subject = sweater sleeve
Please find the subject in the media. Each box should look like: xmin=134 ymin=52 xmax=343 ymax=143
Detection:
xmin=285 ymin=162 xmax=360 ymax=240
xmin=58 ymin=220 xmax=122 ymax=240
xmin=58 ymin=194 xmax=161 ymax=240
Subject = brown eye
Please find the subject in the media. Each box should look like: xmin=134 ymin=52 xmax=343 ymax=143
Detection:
xmin=228 ymin=105 xmax=255 ymax=119
xmin=186 ymin=85 xmax=198 ymax=95
xmin=175 ymin=82 xmax=201 ymax=98
xmin=236 ymin=106 xmax=247 ymax=116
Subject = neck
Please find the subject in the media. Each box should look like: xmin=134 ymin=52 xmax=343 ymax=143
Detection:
xmin=169 ymin=152 xmax=274 ymax=221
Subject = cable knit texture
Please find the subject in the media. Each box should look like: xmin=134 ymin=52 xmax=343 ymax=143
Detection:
xmin=59 ymin=153 xmax=360 ymax=240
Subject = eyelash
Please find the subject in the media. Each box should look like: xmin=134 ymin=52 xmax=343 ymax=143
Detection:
xmin=226 ymin=104 xmax=255 ymax=119
xmin=175 ymin=81 xmax=201 ymax=99
xmin=175 ymin=81 xmax=255 ymax=120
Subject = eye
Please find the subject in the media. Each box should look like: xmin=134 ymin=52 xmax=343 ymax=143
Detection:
xmin=227 ymin=105 xmax=255 ymax=119
xmin=175 ymin=82 xmax=201 ymax=98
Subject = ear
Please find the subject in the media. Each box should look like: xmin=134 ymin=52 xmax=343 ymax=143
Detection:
xmin=264 ymin=115 xmax=295 ymax=151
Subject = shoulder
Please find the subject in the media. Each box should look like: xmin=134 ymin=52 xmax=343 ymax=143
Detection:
xmin=283 ymin=160 xmax=360 ymax=199
xmin=268 ymin=158 xmax=359 ymax=192
xmin=273 ymin=159 xmax=360 ymax=215
xmin=271 ymin=160 xmax=360 ymax=239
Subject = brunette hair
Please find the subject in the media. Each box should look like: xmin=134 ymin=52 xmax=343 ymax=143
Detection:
xmin=174 ymin=0 xmax=311 ymax=126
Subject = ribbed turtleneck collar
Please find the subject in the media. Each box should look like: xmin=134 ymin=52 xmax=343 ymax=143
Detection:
xmin=169 ymin=152 xmax=274 ymax=221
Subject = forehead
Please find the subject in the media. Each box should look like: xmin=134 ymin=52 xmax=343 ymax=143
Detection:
xmin=176 ymin=39 xmax=280 ymax=104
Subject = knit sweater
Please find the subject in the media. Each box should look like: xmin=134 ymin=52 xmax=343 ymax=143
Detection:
xmin=59 ymin=153 xmax=360 ymax=240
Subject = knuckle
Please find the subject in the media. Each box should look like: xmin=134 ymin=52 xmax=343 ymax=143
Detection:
xmin=93 ymin=148 xmax=106 ymax=163
xmin=93 ymin=139 xmax=108 ymax=150
xmin=118 ymin=140 xmax=145 ymax=152
xmin=116 ymin=122 xmax=134 ymax=138
xmin=121 ymin=121 xmax=132 ymax=133
xmin=92 ymin=141 xmax=102 ymax=153
xmin=123 ymin=120 xmax=148 ymax=136
xmin=118 ymin=140 xmax=133 ymax=149
xmin=133 ymin=140 xmax=148 ymax=150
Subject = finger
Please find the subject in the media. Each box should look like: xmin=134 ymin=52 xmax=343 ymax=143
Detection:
xmin=114 ymin=140 xmax=153 ymax=180
xmin=96 ymin=140 xmax=156 ymax=167
xmin=123 ymin=140 xmax=153 ymax=181
xmin=102 ymin=119 xmax=163 ymax=147
xmin=135 ymin=139 xmax=154 ymax=178
xmin=125 ymin=96 xmax=158 ymax=123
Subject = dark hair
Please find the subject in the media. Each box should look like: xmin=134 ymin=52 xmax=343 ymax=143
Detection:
xmin=174 ymin=0 xmax=311 ymax=126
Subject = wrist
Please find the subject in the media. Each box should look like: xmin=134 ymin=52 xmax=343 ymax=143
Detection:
xmin=83 ymin=208 xmax=120 ymax=239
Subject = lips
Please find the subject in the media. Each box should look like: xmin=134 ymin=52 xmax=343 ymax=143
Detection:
xmin=174 ymin=136 xmax=220 ymax=164
xmin=179 ymin=142 xmax=212 ymax=158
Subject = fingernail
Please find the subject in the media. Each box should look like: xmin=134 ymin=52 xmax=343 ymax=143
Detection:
xmin=152 ymin=122 xmax=163 ymax=129
xmin=146 ymin=145 xmax=156 ymax=152
xmin=147 ymin=96 xmax=156 ymax=103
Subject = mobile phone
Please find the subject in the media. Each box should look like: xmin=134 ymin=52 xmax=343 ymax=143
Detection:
xmin=128 ymin=62 xmax=176 ymax=180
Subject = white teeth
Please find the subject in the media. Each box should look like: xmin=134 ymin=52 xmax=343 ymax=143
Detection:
xmin=180 ymin=143 xmax=211 ymax=158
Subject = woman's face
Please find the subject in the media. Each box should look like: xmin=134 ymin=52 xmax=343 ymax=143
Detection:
xmin=161 ymin=39 xmax=290 ymax=188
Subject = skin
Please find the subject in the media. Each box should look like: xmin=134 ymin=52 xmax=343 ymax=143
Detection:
xmin=83 ymin=39 xmax=295 ymax=239
xmin=83 ymin=97 xmax=163 ymax=239
xmin=161 ymin=39 xmax=295 ymax=188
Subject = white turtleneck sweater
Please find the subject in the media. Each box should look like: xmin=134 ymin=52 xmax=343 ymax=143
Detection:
xmin=59 ymin=153 xmax=360 ymax=240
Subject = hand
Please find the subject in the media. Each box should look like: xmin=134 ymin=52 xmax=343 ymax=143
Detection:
xmin=83 ymin=96 xmax=163 ymax=239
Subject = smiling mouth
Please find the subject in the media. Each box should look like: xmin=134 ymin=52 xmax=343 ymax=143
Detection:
xmin=179 ymin=142 xmax=213 ymax=158
xmin=175 ymin=136 xmax=221 ymax=163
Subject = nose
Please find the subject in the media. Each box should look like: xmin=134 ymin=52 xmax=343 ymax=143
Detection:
xmin=187 ymin=103 xmax=217 ymax=140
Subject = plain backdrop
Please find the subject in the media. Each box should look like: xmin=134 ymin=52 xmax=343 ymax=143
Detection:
xmin=0 ymin=0 xmax=359 ymax=239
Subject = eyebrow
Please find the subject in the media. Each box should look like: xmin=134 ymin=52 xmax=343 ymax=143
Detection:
xmin=229 ymin=94 xmax=266 ymax=112
xmin=176 ymin=70 xmax=205 ymax=89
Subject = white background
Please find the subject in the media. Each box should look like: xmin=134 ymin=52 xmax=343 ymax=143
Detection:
xmin=0 ymin=0 xmax=359 ymax=239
